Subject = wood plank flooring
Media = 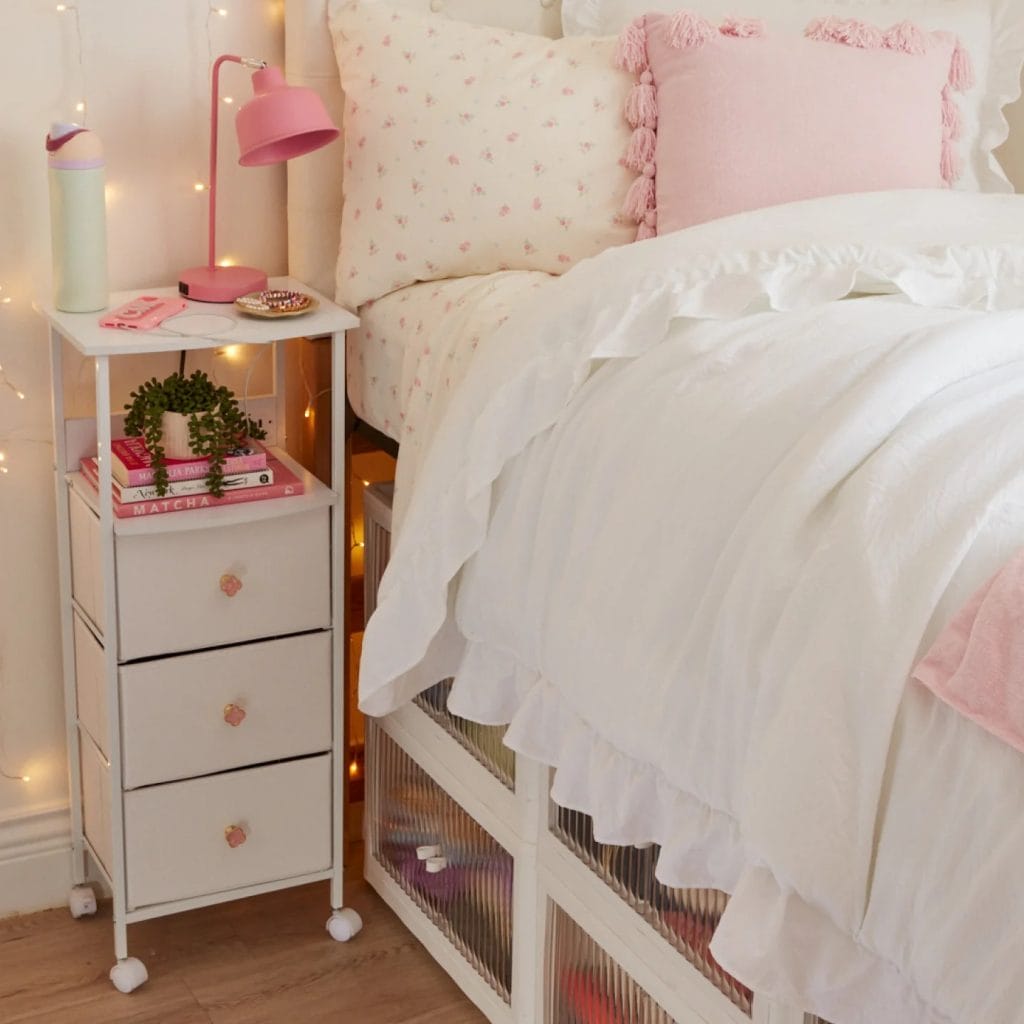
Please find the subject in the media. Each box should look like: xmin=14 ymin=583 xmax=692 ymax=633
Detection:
xmin=0 ymin=880 xmax=486 ymax=1023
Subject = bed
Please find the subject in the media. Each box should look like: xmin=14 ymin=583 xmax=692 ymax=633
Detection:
xmin=285 ymin=2 xmax=1024 ymax=1023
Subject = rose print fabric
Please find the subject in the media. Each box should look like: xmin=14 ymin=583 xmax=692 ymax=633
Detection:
xmin=328 ymin=0 xmax=635 ymax=308
xmin=346 ymin=271 xmax=555 ymax=454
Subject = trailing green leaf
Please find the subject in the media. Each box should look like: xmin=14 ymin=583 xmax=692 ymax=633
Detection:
xmin=123 ymin=371 xmax=267 ymax=498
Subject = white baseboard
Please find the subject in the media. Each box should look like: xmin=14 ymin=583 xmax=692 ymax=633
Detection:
xmin=0 ymin=802 xmax=72 ymax=917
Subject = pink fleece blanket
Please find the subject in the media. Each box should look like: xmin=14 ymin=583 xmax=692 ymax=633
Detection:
xmin=914 ymin=551 xmax=1024 ymax=754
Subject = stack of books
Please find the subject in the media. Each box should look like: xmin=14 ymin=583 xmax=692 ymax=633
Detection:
xmin=79 ymin=437 xmax=305 ymax=518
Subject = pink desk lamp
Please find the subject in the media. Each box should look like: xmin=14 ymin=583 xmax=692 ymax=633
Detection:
xmin=179 ymin=55 xmax=339 ymax=303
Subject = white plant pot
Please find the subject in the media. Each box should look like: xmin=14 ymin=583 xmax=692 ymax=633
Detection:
xmin=160 ymin=411 xmax=201 ymax=460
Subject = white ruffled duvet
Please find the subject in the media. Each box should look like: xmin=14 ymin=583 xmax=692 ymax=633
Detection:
xmin=359 ymin=191 xmax=1024 ymax=1024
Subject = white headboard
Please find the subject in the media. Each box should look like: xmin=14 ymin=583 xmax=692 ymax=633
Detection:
xmin=284 ymin=0 xmax=1024 ymax=298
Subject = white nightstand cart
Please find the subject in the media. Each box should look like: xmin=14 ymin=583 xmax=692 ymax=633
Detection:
xmin=40 ymin=278 xmax=361 ymax=993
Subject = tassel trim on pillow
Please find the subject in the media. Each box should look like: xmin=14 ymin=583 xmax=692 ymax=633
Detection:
xmin=719 ymin=17 xmax=765 ymax=39
xmin=803 ymin=17 xmax=973 ymax=187
xmin=667 ymin=10 xmax=715 ymax=49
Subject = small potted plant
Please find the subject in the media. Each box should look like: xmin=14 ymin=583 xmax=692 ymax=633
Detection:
xmin=123 ymin=370 xmax=266 ymax=498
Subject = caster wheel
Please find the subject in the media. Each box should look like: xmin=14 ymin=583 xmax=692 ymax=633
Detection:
xmin=326 ymin=908 xmax=363 ymax=942
xmin=109 ymin=957 xmax=148 ymax=994
xmin=68 ymin=885 xmax=97 ymax=919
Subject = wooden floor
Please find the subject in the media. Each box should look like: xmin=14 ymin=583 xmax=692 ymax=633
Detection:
xmin=0 ymin=880 xmax=486 ymax=1023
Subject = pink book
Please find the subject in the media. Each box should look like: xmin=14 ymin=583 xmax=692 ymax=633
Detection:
xmin=81 ymin=457 xmax=275 ymax=502
xmin=79 ymin=454 xmax=305 ymax=519
xmin=110 ymin=435 xmax=267 ymax=487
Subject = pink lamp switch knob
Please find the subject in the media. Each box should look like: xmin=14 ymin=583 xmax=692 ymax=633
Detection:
xmin=224 ymin=825 xmax=248 ymax=848
xmin=223 ymin=703 xmax=247 ymax=727
xmin=219 ymin=573 xmax=243 ymax=597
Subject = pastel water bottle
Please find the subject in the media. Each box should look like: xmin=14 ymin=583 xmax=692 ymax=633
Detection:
xmin=47 ymin=123 xmax=108 ymax=312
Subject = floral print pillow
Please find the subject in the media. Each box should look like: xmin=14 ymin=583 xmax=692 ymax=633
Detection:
xmin=328 ymin=0 xmax=636 ymax=309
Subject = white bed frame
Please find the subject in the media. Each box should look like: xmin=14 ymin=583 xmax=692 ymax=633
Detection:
xmin=283 ymin=3 xmax=1024 ymax=1022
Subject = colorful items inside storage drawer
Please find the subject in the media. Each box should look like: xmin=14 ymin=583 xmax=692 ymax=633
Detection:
xmin=367 ymin=721 xmax=513 ymax=1001
xmin=415 ymin=679 xmax=515 ymax=789
xmin=551 ymin=804 xmax=752 ymax=1016
xmin=546 ymin=901 xmax=677 ymax=1024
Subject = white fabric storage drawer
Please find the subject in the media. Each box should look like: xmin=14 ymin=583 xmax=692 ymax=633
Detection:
xmin=73 ymin=612 xmax=109 ymax=759
xmin=80 ymin=731 xmax=113 ymax=876
xmin=120 ymin=632 xmax=333 ymax=789
xmin=70 ymin=488 xmax=104 ymax=633
xmin=114 ymin=506 xmax=331 ymax=661
xmin=124 ymin=754 xmax=332 ymax=910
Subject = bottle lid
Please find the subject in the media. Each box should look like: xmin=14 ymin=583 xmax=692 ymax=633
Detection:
xmin=47 ymin=123 xmax=103 ymax=169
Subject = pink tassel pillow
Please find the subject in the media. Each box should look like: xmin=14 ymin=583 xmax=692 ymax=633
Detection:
xmin=617 ymin=12 xmax=973 ymax=239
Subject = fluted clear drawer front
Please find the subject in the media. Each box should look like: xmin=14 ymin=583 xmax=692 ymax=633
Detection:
xmin=363 ymin=484 xmax=515 ymax=789
xmin=367 ymin=720 xmax=513 ymax=1001
xmin=552 ymin=804 xmax=752 ymax=1015
xmin=414 ymin=680 xmax=515 ymax=789
xmin=546 ymin=901 xmax=676 ymax=1024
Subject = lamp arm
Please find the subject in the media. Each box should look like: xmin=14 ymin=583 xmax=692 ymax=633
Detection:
xmin=207 ymin=54 xmax=267 ymax=269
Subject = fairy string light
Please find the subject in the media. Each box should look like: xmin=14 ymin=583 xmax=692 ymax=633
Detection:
xmin=1 ymin=284 xmax=29 ymax=478
xmin=192 ymin=2 xmax=233 ymax=195
xmin=299 ymin=346 xmax=332 ymax=421
xmin=0 ymin=646 xmax=31 ymax=785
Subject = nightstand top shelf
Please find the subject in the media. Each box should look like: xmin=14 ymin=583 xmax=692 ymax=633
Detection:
xmin=38 ymin=276 xmax=358 ymax=358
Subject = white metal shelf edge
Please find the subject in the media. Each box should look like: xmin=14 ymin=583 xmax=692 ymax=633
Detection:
xmin=37 ymin=277 xmax=358 ymax=357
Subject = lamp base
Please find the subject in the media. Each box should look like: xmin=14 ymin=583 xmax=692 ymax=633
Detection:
xmin=178 ymin=265 xmax=268 ymax=303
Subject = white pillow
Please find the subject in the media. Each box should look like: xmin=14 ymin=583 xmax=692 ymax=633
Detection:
xmin=561 ymin=0 xmax=1024 ymax=194
xmin=328 ymin=0 xmax=636 ymax=309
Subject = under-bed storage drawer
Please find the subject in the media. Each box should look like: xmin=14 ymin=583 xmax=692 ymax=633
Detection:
xmin=124 ymin=754 xmax=331 ymax=910
xmin=551 ymin=803 xmax=752 ymax=1016
xmin=364 ymin=483 xmax=515 ymax=789
xmin=414 ymin=680 xmax=515 ymax=789
xmin=367 ymin=719 xmax=513 ymax=1002
xmin=546 ymin=900 xmax=678 ymax=1024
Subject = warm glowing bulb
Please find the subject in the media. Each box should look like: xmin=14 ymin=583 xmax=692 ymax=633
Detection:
xmin=20 ymin=775 xmax=30 ymax=783
xmin=194 ymin=181 xmax=208 ymax=192
xmin=215 ymin=6 xmax=228 ymax=15
xmin=220 ymin=345 xmax=241 ymax=360
xmin=1 ymin=296 xmax=11 ymax=304
xmin=0 ymin=452 xmax=6 ymax=462
xmin=304 ymin=405 xmax=312 ymax=419
xmin=56 ymin=3 xmax=68 ymax=10
xmin=0 ymin=466 xmax=8 ymax=475
xmin=348 ymin=759 xmax=359 ymax=778
xmin=75 ymin=101 xmax=85 ymax=113
xmin=362 ymin=479 xmax=370 ymax=487
xmin=355 ymin=541 xmax=366 ymax=548
xmin=16 ymin=391 xmax=25 ymax=400
xmin=223 ymin=96 xmax=234 ymax=105
xmin=218 ymin=258 xmax=235 ymax=267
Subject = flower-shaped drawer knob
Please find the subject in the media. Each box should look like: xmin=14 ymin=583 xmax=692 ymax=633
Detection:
xmin=224 ymin=824 xmax=248 ymax=849
xmin=219 ymin=573 xmax=243 ymax=598
xmin=223 ymin=703 xmax=247 ymax=727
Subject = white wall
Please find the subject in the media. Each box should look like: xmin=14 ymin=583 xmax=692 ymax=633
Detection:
xmin=0 ymin=0 xmax=288 ymax=915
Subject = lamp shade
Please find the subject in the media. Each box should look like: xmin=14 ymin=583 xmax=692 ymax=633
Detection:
xmin=236 ymin=66 xmax=339 ymax=167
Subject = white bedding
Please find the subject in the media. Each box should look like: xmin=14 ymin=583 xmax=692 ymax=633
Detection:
xmin=358 ymin=189 xmax=1024 ymax=1024
xmin=346 ymin=271 xmax=554 ymax=442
